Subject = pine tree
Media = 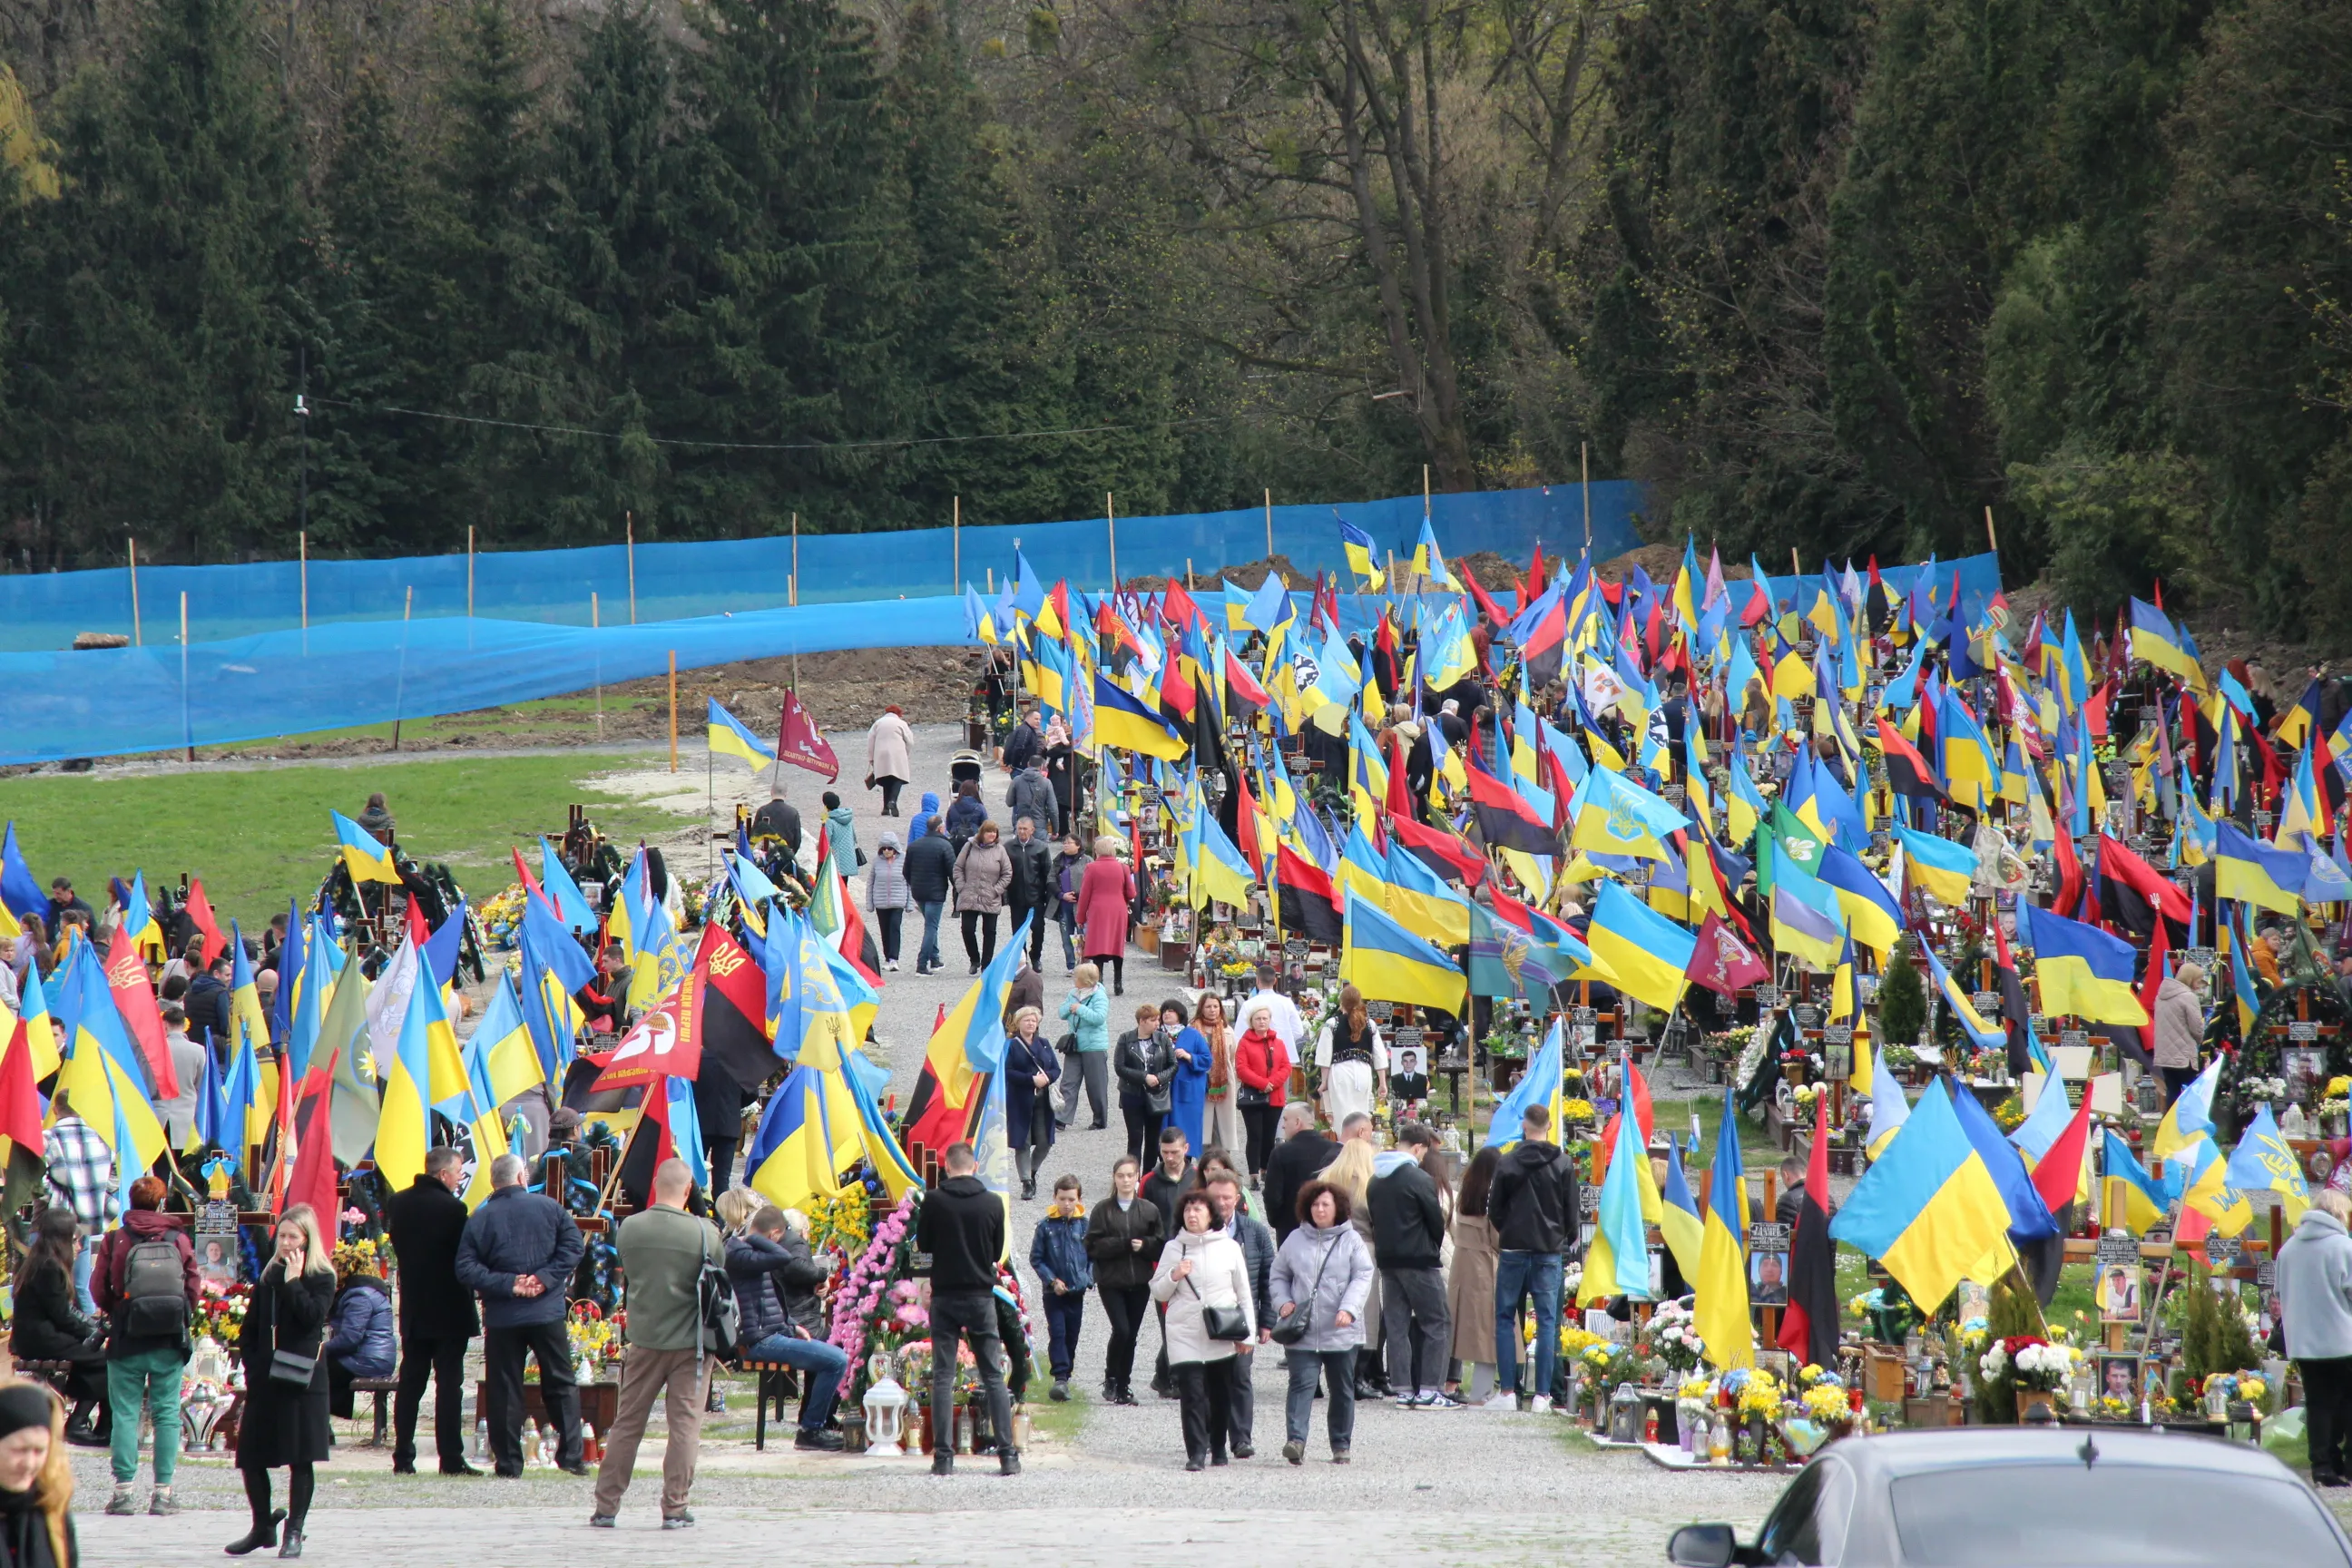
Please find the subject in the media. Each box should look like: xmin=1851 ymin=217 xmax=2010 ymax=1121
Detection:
xmin=0 ymin=0 xmax=307 ymax=563
xmin=1877 ymin=936 xmax=1928 ymax=1050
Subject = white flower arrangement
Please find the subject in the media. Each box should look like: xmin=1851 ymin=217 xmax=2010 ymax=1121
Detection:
xmin=2013 ymin=1343 xmax=2074 ymax=1384
xmin=2242 ymin=1076 xmax=2288 ymax=1100
xmin=1734 ymin=1020 xmax=1775 ymax=1086
xmin=1978 ymin=1342 xmax=2008 ymax=1379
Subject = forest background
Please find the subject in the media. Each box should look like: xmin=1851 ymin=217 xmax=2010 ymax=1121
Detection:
xmin=0 ymin=0 xmax=2344 ymax=639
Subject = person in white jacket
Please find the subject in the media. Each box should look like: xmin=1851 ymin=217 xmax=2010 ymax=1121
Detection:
xmin=1150 ymin=1190 xmax=1256 ymax=1470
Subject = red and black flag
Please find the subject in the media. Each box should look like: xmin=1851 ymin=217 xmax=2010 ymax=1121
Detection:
xmin=695 ymin=923 xmax=781 ymax=1099
xmin=1776 ymin=1094 xmax=1840 ymax=1369
xmin=1274 ymin=843 xmax=1344 ymax=946
xmin=1520 ymin=593 xmax=1569 ymax=692
xmin=1875 ymin=718 xmax=1942 ymax=802
xmin=2097 ymin=832 xmax=2191 ymax=943
xmin=1465 ymin=760 xmax=1558 ymax=857
xmin=1387 ymin=812 xmax=1486 ymax=887
xmin=1994 ymin=919 xmax=2034 ymax=1079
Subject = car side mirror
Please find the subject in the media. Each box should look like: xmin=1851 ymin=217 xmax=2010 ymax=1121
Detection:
xmin=1666 ymin=1524 xmax=1739 ymax=1568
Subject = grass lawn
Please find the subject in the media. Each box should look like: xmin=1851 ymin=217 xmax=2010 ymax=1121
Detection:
xmin=0 ymin=751 xmax=695 ymax=927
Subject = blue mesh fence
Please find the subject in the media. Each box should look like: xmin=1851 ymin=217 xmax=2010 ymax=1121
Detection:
xmin=0 ymin=481 xmax=1646 ymax=651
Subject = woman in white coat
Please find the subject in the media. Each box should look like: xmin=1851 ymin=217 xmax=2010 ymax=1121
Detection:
xmin=867 ymin=705 xmax=915 ymax=818
xmin=1150 ymin=1189 xmax=1257 ymax=1470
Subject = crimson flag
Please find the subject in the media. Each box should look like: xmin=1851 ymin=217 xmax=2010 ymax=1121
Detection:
xmin=1685 ymin=912 xmax=1769 ymax=998
xmin=103 ymin=936 xmax=178 ymax=1102
xmin=776 ymin=689 xmax=838 ymax=782
xmin=184 ymin=878 xmax=227 ymax=967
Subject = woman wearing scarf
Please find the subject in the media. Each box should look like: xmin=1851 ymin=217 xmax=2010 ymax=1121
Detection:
xmin=0 ymin=1382 xmax=75 ymax=1567
xmin=1195 ymin=995 xmax=1241 ymax=1160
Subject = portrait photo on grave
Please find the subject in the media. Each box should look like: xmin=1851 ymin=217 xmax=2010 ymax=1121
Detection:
xmin=2098 ymin=1353 xmax=2141 ymax=1406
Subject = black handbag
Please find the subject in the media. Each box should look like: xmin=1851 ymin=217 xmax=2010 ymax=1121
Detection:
xmin=269 ymin=1348 xmax=318 ymax=1387
xmin=1186 ymin=1277 xmax=1252 ymax=1343
xmin=1267 ymin=1236 xmax=1336 ymax=1347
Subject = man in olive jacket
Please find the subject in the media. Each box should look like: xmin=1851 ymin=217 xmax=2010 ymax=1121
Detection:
xmin=383 ymin=1148 xmax=479 ymax=1475
xmin=592 ymin=1158 xmax=724 ymax=1527
xmin=456 ymin=1153 xmax=587 ymax=1476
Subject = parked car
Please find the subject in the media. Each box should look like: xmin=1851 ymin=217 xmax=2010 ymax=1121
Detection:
xmin=1666 ymin=1426 xmax=2352 ymax=1566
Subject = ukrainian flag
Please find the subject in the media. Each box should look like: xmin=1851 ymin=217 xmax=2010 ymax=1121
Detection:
xmin=2151 ymin=1054 xmax=2222 ymax=1161
xmin=2228 ymin=920 xmax=2263 ymax=1037
xmin=1484 ymin=1019 xmax=1564 ymax=1152
xmin=120 ymin=873 xmax=164 ymax=962
xmin=1866 ymin=1052 xmax=1909 ymax=1157
xmin=2023 ymin=903 xmax=2149 ymax=1025
xmin=1726 ymin=750 xmax=1768 ymax=848
xmin=1830 ymin=1078 xmax=2018 ymax=1312
xmin=2216 ymin=820 xmax=2306 ymax=916
xmin=2101 ymin=1129 xmax=2171 ymax=1235
xmin=1586 ymin=880 xmax=1695 ymax=1014
xmin=1695 ymin=1083 xmax=1752 ymax=1369
xmin=707 ymin=699 xmax=776 ymax=769
xmin=1921 ymin=943 xmax=2011 ymax=1049
xmin=1579 ymin=1061 xmax=1662 ymax=1305
xmin=2177 ymin=1132 xmax=2253 ymax=1239
xmin=1897 ymin=826 xmax=1976 ymax=909
xmin=2225 ymin=1103 xmax=2310 ymax=1223
xmin=747 ymin=1065 xmax=845 ymax=1211
xmin=1340 ymin=889 xmax=1466 ymax=1014
xmin=1382 ymin=841 xmax=1471 ymax=945
xmin=377 ymin=961 xmax=471 ymax=1191
xmin=466 ymin=973 xmax=547 ymax=1108
xmin=1411 ymin=517 xmax=1456 ymax=589
xmin=1817 ymin=844 xmax=1903 ymax=956
xmin=1188 ymin=810 xmax=1258 ymax=912
xmin=1658 ymin=1135 xmax=1705 ymax=1287
xmin=1093 ymin=672 xmax=1187 ymax=760
xmin=1338 ymin=517 xmax=1386 ymax=589
xmin=2130 ymin=598 xmax=2205 ymax=687
xmin=51 ymin=943 xmax=165 ymax=1199
xmin=332 ymin=809 xmax=402 ymax=886
xmin=228 ymin=921 xmax=270 ymax=1057
xmin=1571 ymin=767 xmax=1684 ymax=864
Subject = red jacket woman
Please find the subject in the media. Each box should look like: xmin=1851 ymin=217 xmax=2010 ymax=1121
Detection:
xmin=1233 ymin=1024 xmax=1290 ymax=1108
xmin=1073 ymin=838 xmax=1137 ymax=992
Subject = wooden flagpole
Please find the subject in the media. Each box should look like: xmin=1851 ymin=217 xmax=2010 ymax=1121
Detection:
xmin=300 ymin=531 xmax=309 ymax=629
xmin=592 ymin=592 xmax=603 ymax=741
xmin=128 ymin=536 xmax=142 ymax=645
xmin=180 ymin=593 xmax=192 ymax=762
xmin=1265 ymin=488 xmax=1274 ymax=560
xmin=390 ymin=586 xmax=414 ymax=751
xmin=1107 ymin=492 xmax=1118 ymax=588
xmin=626 ymin=512 xmax=637 ymax=624
xmin=1580 ymin=445 xmax=1591 ymax=555
xmin=668 ymin=651 xmax=679 ymax=774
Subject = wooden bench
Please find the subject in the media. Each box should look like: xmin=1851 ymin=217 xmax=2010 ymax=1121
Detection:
xmin=10 ymin=1361 xmax=75 ymax=1401
xmin=350 ymin=1377 xmax=401 ymax=1446
xmin=739 ymin=1360 xmax=803 ymax=1452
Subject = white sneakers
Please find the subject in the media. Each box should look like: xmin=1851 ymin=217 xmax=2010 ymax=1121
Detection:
xmin=1529 ymin=1396 xmax=1553 ymax=1415
xmin=1480 ymin=1391 xmax=1519 ymax=1412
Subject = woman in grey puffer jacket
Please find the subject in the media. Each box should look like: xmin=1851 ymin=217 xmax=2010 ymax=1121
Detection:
xmin=1268 ymin=1179 xmax=1375 ymax=1464
xmin=867 ymin=832 xmax=913 ymax=971
xmin=953 ymin=821 xmax=1014 ymax=972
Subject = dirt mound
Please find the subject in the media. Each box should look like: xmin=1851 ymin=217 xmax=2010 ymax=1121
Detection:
xmin=1117 ymin=554 xmax=1317 ymax=593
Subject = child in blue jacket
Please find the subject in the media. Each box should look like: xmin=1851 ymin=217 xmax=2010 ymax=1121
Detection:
xmin=1028 ymin=1174 xmax=1095 ymax=1401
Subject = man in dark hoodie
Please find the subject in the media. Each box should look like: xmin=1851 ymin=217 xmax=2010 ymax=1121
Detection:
xmin=1484 ymin=1102 xmax=1578 ymax=1412
xmin=902 ymin=814 xmax=957 ymax=976
xmin=1368 ymin=1122 xmax=1454 ymax=1407
xmin=913 ymin=1142 xmax=1019 ymax=1475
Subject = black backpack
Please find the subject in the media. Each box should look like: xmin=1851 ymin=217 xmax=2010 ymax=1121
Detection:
xmin=122 ymin=1236 xmax=189 ymax=1341
xmin=697 ymin=1249 xmax=740 ymax=1363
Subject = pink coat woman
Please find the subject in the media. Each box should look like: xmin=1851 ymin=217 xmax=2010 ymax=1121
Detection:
xmin=1074 ymin=838 xmax=1135 ymax=962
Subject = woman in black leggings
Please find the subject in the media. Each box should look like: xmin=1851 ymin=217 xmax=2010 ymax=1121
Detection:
xmin=1112 ymin=1004 xmax=1174 ymax=1162
xmin=230 ymin=1206 xmax=337 ymax=1558
xmin=1083 ymin=1157 xmax=1166 ymax=1405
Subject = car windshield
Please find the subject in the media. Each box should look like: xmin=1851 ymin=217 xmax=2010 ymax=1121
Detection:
xmin=1890 ymin=1464 xmax=2347 ymax=1566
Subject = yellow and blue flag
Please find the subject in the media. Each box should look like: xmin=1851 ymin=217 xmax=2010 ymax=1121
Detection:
xmin=1586 ymin=880 xmax=1696 ymax=1013
xmin=746 ymin=1064 xmax=844 ymax=1212
xmin=1830 ymin=1078 xmax=2021 ymax=1312
xmin=1485 ymin=1019 xmax=1564 ymax=1151
xmin=466 ymin=972 xmax=546 ymax=1111
xmin=1866 ymin=1049 xmax=1909 ymax=1157
xmin=51 ymin=941 xmax=166 ymax=1201
xmin=2216 ymin=820 xmax=2306 ymax=916
xmin=1658 ymin=1135 xmax=1705 ymax=1287
xmin=1338 ymin=517 xmax=1385 ymax=589
xmin=2223 ymin=1103 xmax=2309 ymax=1225
xmin=1381 ymin=840 xmax=1471 ymax=945
xmin=2023 ymin=903 xmax=2148 ymax=1025
xmin=1411 ymin=518 xmax=1456 ymax=590
xmin=1921 ymin=943 xmax=2009 ymax=1049
xmin=377 ymin=961 xmax=470 ymax=1191
xmin=1580 ymin=1054 xmax=1662 ymax=1305
xmin=1339 ymin=889 xmax=1466 ymax=1014
xmin=2151 ymin=1054 xmax=2223 ymax=1161
xmin=1093 ymin=671 xmax=1188 ymax=761
xmin=707 ymin=699 xmax=777 ymax=769
xmin=2130 ymin=598 xmax=2204 ymax=687
xmin=332 ymin=809 xmax=401 ymax=885
xmin=1896 ymin=825 xmax=1976 ymax=909
xmin=1766 ymin=841 xmax=1847 ymax=970
xmin=1696 ymin=1084 xmax=1752 ymax=1369
xmin=2101 ymin=1129 xmax=2171 ymax=1235
xmin=1816 ymin=844 xmax=1903 ymax=956
xmin=1187 ymin=809 xmax=1258 ymax=912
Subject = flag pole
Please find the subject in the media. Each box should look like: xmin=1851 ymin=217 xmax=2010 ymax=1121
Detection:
xmin=181 ymin=592 xmax=192 ymax=763
xmin=668 ymin=651 xmax=678 ymax=774
xmin=1107 ymin=492 xmax=1118 ymax=588
xmin=709 ymin=740 xmax=717 ymax=881
xmin=390 ymin=585 xmax=413 ymax=752
xmin=1265 ymin=488 xmax=1274 ymax=560
xmin=953 ymin=495 xmax=961 ymax=587
xmin=626 ymin=512 xmax=638 ymax=624
xmin=1580 ymin=445 xmax=1591 ymax=556
xmin=128 ymin=535 xmax=142 ymax=645
xmin=592 ymin=592 xmax=604 ymax=743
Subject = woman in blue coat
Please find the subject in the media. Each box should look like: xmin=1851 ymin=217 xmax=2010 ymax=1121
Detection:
xmin=1004 ymin=1006 xmax=1063 ymax=1201
xmin=324 ymin=1259 xmax=397 ymax=1421
xmin=1162 ymin=998 xmax=1210 ymax=1157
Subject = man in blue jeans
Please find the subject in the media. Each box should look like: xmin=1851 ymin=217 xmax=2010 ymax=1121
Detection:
xmin=1484 ymin=1103 xmax=1579 ymax=1412
xmin=725 ymin=1207 xmax=849 ymax=1451
xmin=903 ymin=816 xmax=956 ymax=976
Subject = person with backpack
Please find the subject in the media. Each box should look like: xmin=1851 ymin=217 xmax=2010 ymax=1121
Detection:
xmin=89 ymin=1176 xmax=198 ymax=1518
xmin=591 ymin=1159 xmax=725 ymax=1530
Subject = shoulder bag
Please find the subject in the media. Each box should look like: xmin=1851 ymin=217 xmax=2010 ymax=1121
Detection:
xmin=1185 ymin=1267 xmax=1252 ymax=1343
xmin=1266 ymin=1234 xmax=1336 ymax=1347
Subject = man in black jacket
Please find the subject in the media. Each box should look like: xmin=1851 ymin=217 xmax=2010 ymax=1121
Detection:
xmin=1262 ymin=1103 xmax=1339 ymax=1241
xmin=1138 ymin=1127 xmax=1197 ymax=1398
xmin=913 ymin=1143 xmax=1018 ymax=1475
xmin=1485 ymin=1103 xmax=1579 ymax=1412
xmin=750 ymin=787 xmax=802 ymax=869
xmin=456 ymin=1153 xmax=589 ymax=1476
xmin=1003 ymin=817 xmax=1054 ymax=971
xmin=1368 ymin=1123 xmax=1455 ymax=1407
xmin=384 ymin=1149 xmax=481 ymax=1475
xmin=726 ymin=1208 xmax=848 ymax=1451
xmin=181 ymin=956 xmax=233 ymax=1062
xmin=903 ymin=817 xmax=957 ymax=975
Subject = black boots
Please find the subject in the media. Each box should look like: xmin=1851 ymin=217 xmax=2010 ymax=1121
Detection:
xmin=225 ymin=1509 xmax=286 ymax=1556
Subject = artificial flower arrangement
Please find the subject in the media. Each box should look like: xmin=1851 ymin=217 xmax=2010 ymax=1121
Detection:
xmin=807 ymin=1188 xmax=874 ymax=1260
xmin=331 ymin=1236 xmax=391 ymax=1279
xmin=2239 ymin=1075 xmax=2288 ymax=1102
xmin=195 ymin=1279 xmax=250 ymax=1348
xmin=1735 ymin=1368 xmax=1786 ymax=1419
xmin=827 ymin=1191 xmax=919 ymax=1404
xmin=677 ymin=877 xmax=710 ymax=930
xmin=1798 ymin=1384 xmax=1851 ymax=1423
xmin=479 ymin=883 xmax=529 ymax=950
xmin=1981 ymin=1335 xmax=2076 ymax=1394
xmin=1642 ymin=1299 xmax=1704 ymax=1373
xmin=567 ymin=1301 xmax=618 ymax=1374
xmin=1559 ymin=1098 xmax=1598 ymax=1130
xmin=1992 ymin=1094 xmax=2028 ymax=1132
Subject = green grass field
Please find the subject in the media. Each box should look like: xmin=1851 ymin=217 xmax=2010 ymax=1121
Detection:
xmin=0 ymin=752 xmax=697 ymax=928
